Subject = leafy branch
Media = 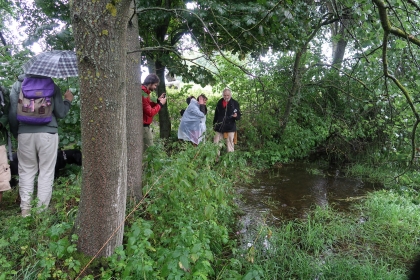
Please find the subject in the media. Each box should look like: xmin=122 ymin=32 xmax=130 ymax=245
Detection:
xmin=373 ymin=0 xmax=420 ymax=163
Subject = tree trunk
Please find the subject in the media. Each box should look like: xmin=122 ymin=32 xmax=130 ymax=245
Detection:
xmin=327 ymin=2 xmax=349 ymax=67
xmin=71 ymin=0 xmax=130 ymax=257
xmin=126 ymin=1 xmax=143 ymax=202
xmin=146 ymin=56 xmax=156 ymax=74
xmin=279 ymin=49 xmax=304 ymax=135
xmin=156 ymin=60 xmax=171 ymax=138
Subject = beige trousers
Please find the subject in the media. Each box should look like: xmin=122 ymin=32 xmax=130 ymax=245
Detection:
xmin=0 ymin=145 xmax=11 ymax=192
xmin=18 ymin=133 xmax=58 ymax=211
xmin=214 ymin=132 xmax=235 ymax=152
xmin=143 ymin=126 xmax=154 ymax=151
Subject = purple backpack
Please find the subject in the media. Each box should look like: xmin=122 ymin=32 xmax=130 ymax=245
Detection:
xmin=17 ymin=77 xmax=55 ymax=125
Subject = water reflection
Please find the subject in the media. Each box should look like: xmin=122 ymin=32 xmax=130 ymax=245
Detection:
xmin=236 ymin=162 xmax=380 ymax=225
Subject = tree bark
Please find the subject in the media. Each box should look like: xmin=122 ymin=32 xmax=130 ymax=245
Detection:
xmin=126 ymin=1 xmax=143 ymax=202
xmin=71 ymin=0 xmax=130 ymax=257
xmin=156 ymin=60 xmax=171 ymax=138
xmin=279 ymin=49 xmax=304 ymax=135
xmin=279 ymin=21 xmax=325 ymax=135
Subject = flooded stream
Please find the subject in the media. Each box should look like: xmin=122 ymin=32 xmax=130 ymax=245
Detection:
xmin=236 ymin=161 xmax=381 ymax=226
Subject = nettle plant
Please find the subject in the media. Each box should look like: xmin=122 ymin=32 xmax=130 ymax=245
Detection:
xmin=101 ymin=142 xmax=244 ymax=279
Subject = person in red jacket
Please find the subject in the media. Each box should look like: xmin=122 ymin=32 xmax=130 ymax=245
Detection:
xmin=142 ymin=74 xmax=167 ymax=150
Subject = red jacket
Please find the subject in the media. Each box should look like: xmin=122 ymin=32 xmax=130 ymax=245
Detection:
xmin=142 ymin=85 xmax=161 ymax=125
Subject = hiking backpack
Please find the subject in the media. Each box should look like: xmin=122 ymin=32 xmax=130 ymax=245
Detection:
xmin=17 ymin=77 xmax=55 ymax=125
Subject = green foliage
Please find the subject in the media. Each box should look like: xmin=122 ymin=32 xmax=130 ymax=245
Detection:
xmin=1 ymin=139 xmax=420 ymax=279
xmin=56 ymin=79 xmax=81 ymax=149
xmin=0 ymin=173 xmax=82 ymax=280
xmin=0 ymin=49 xmax=32 ymax=88
xmin=0 ymin=141 xmax=250 ymax=279
xmin=20 ymin=0 xmax=74 ymax=50
xmin=4 ymin=0 xmax=420 ymax=278
xmin=100 ymin=142 xmax=251 ymax=279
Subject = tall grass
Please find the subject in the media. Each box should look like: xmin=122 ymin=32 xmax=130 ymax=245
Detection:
xmin=220 ymin=191 xmax=420 ymax=279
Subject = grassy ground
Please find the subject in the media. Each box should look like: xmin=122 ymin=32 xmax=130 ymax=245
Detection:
xmin=1 ymin=146 xmax=419 ymax=279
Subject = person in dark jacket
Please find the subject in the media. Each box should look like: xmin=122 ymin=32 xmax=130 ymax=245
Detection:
xmin=142 ymin=74 xmax=167 ymax=150
xmin=213 ymin=88 xmax=241 ymax=152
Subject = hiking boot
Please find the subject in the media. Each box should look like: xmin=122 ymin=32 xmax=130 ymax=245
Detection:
xmin=21 ymin=209 xmax=31 ymax=217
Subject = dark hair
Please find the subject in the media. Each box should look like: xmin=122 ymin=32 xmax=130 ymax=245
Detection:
xmin=186 ymin=95 xmax=195 ymax=105
xmin=198 ymin=94 xmax=207 ymax=101
xmin=143 ymin=74 xmax=160 ymax=86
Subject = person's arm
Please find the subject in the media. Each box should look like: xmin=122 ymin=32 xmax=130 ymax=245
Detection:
xmin=199 ymin=104 xmax=207 ymax=115
xmin=188 ymin=101 xmax=205 ymax=118
xmin=142 ymin=96 xmax=161 ymax=118
xmin=8 ymin=82 xmax=20 ymax=139
xmin=213 ymin=103 xmax=219 ymax=125
xmin=53 ymin=86 xmax=73 ymax=119
xmin=234 ymin=100 xmax=241 ymax=121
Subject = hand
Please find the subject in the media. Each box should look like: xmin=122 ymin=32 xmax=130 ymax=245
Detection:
xmin=64 ymin=89 xmax=74 ymax=102
xmin=232 ymin=113 xmax=237 ymax=118
xmin=159 ymin=93 xmax=167 ymax=105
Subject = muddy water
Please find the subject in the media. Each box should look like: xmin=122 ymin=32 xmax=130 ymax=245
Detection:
xmin=236 ymin=162 xmax=380 ymax=226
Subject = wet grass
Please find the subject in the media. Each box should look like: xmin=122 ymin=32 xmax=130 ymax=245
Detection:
xmin=225 ymin=188 xmax=420 ymax=279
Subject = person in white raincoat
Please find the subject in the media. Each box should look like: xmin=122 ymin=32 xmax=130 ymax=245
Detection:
xmin=178 ymin=95 xmax=208 ymax=145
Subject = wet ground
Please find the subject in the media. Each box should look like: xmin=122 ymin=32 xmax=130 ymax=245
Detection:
xmin=236 ymin=162 xmax=380 ymax=226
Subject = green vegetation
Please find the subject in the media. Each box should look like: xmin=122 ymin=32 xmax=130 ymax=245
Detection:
xmin=2 ymin=0 xmax=420 ymax=278
xmin=1 ymin=134 xmax=419 ymax=279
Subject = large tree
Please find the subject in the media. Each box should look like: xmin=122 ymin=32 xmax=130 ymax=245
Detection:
xmin=70 ymin=0 xmax=131 ymax=256
xmin=126 ymin=1 xmax=143 ymax=202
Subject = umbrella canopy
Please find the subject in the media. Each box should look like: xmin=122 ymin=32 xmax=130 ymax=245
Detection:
xmin=22 ymin=50 xmax=78 ymax=78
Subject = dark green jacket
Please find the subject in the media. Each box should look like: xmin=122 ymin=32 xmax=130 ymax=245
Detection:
xmin=0 ymin=85 xmax=10 ymax=146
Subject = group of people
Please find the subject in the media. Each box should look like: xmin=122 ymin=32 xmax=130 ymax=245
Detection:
xmin=141 ymin=73 xmax=242 ymax=153
xmin=0 ymin=72 xmax=239 ymax=217
xmin=0 ymin=75 xmax=73 ymax=217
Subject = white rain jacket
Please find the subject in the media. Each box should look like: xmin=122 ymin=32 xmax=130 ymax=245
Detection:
xmin=178 ymin=98 xmax=206 ymax=145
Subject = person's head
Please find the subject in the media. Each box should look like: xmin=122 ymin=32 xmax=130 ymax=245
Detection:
xmin=198 ymin=94 xmax=208 ymax=104
xmin=143 ymin=74 xmax=160 ymax=92
xmin=186 ymin=95 xmax=195 ymax=105
xmin=222 ymin=88 xmax=231 ymax=102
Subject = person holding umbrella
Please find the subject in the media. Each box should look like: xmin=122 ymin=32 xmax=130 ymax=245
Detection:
xmin=9 ymin=50 xmax=76 ymax=217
